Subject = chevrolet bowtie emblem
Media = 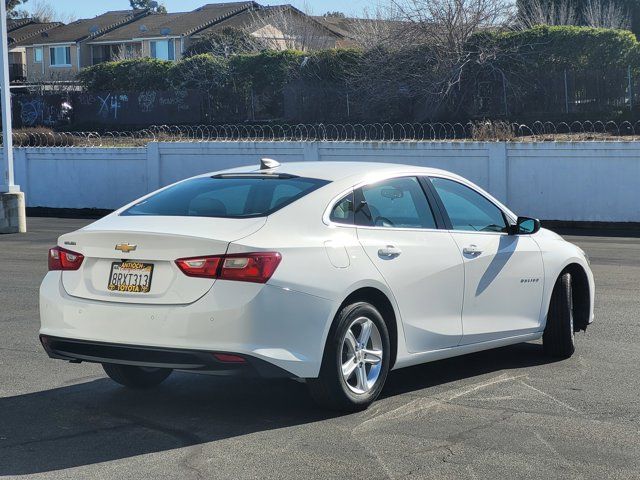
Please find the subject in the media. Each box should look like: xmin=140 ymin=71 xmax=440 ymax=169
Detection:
xmin=115 ymin=243 xmax=137 ymax=253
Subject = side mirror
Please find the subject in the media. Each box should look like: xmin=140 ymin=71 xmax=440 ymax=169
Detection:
xmin=509 ymin=216 xmax=541 ymax=235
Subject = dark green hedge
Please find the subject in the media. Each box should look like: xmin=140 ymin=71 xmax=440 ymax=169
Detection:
xmin=78 ymin=27 xmax=640 ymax=92
xmin=76 ymin=26 xmax=640 ymax=121
xmin=471 ymin=25 xmax=640 ymax=70
xmin=77 ymin=58 xmax=174 ymax=91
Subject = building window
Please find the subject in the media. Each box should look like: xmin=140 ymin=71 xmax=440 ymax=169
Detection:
xmin=34 ymin=47 xmax=43 ymax=63
xmin=125 ymin=43 xmax=142 ymax=58
xmin=150 ymin=39 xmax=174 ymax=61
xmin=50 ymin=46 xmax=71 ymax=66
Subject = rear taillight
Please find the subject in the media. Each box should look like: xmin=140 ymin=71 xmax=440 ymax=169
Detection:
xmin=48 ymin=246 xmax=84 ymax=271
xmin=175 ymin=252 xmax=281 ymax=284
xmin=220 ymin=253 xmax=282 ymax=283
xmin=174 ymin=256 xmax=222 ymax=278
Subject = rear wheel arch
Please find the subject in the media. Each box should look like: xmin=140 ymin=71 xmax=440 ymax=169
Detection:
xmin=560 ymin=263 xmax=591 ymax=331
xmin=335 ymin=287 xmax=398 ymax=369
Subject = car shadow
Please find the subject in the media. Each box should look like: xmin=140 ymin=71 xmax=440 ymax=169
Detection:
xmin=475 ymin=235 xmax=518 ymax=296
xmin=0 ymin=342 xmax=555 ymax=475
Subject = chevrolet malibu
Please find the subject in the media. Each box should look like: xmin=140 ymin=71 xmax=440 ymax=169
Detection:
xmin=40 ymin=160 xmax=594 ymax=411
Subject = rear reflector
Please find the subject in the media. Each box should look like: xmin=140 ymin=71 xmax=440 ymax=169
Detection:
xmin=175 ymin=252 xmax=281 ymax=284
xmin=213 ymin=353 xmax=247 ymax=363
xmin=49 ymin=246 xmax=84 ymax=271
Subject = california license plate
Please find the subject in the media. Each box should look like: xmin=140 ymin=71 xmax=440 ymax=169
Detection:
xmin=108 ymin=261 xmax=154 ymax=293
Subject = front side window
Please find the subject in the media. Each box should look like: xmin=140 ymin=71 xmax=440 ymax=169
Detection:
xmin=122 ymin=175 xmax=328 ymax=218
xmin=50 ymin=46 xmax=71 ymax=66
xmin=150 ymin=39 xmax=175 ymax=61
xmin=430 ymin=177 xmax=508 ymax=233
xmin=34 ymin=47 xmax=43 ymax=63
xmin=356 ymin=177 xmax=436 ymax=229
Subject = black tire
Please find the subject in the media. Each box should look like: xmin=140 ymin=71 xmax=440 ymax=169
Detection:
xmin=307 ymin=302 xmax=391 ymax=412
xmin=102 ymin=363 xmax=172 ymax=388
xmin=543 ymin=272 xmax=575 ymax=359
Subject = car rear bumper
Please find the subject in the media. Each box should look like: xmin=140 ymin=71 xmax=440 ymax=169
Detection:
xmin=39 ymin=272 xmax=335 ymax=378
xmin=40 ymin=335 xmax=292 ymax=377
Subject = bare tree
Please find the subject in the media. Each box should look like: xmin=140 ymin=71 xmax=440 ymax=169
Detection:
xmin=392 ymin=0 xmax=516 ymax=55
xmin=583 ymin=0 xmax=629 ymax=29
xmin=184 ymin=28 xmax=260 ymax=58
xmin=6 ymin=0 xmax=28 ymax=19
xmin=246 ymin=6 xmax=337 ymax=51
xmin=347 ymin=4 xmax=404 ymax=49
xmin=112 ymin=46 xmax=144 ymax=62
xmin=31 ymin=0 xmax=76 ymax=23
xmin=343 ymin=0 xmax=516 ymax=117
xmin=516 ymin=0 xmax=578 ymax=28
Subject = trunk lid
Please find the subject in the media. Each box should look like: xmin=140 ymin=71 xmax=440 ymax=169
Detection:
xmin=59 ymin=215 xmax=266 ymax=305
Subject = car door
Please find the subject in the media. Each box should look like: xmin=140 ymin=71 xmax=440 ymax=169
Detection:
xmin=354 ymin=176 xmax=465 ymax=353
xmin=428 ymin=176 xmax=545 ymax=345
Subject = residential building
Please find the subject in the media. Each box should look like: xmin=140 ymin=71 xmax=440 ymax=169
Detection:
xmin=191 ymin=4 xmax=343 ymax=51
xmin=313 ymin=15 xmax=405 ymax=48
xmin=7 ymin=18 xmax=61 ymax=82
xmin=11 ymin=3 xmax=343 ymax=83
xmin=87 ymin=2 xmax=342 ymax=64
xmin=85 ymin=3 xmax=258 ymax=64
xmin=12 ymin=10 xmax=149 ymax=83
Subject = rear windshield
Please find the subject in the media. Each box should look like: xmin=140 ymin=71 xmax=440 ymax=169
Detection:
xmin=121 ymin=175 xmax=329 ymax=218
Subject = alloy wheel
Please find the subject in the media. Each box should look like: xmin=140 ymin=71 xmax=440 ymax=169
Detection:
xmin=341 ymin=316 xmax=384 ymax=394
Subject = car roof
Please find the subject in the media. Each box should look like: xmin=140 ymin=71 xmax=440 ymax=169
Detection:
xmin=214 ymin=161 xmax=454 ymax=182
xmin=208 ymin=161 xmax=517 ymax=221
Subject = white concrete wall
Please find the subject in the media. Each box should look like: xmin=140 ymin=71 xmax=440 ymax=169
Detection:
xmin=11 ymin=141 xmax=640 ymax=222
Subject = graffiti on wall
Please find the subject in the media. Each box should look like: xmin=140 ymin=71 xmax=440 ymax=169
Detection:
xmin=73 ymin=90 xmax=199 ymax=125
xmin=15 ymin=96 xmax=72 ymax=127
xmin=13 ymin=90 xmax=203 ymax=127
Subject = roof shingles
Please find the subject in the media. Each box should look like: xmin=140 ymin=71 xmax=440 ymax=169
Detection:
xmin=91 ymin=2 xmax=257 ymax=42
xmin=15 ymin=10 xmax=147 ymax=46
xmin=7 ymin=20 xmax=62 ymax=46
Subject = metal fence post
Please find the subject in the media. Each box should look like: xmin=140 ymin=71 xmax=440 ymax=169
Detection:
xmin=628 ymin=65 xmax=633 ymax=111
xmin=501 ymin=72 xmax=508 ymax=117
xmin=564 ymin=69 xmax=569 ymax=114
xmin=346 ymin=91 xmax=350 ymax=119
xmin=250 ymin=88 xmax=255 ymax=122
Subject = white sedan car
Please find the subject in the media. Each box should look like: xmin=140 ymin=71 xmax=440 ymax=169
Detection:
xmin=40 ymin=161 xmax=594 ymax=411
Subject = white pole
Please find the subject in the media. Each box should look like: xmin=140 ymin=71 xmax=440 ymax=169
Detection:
xmin=0 ymin=0 xmax=18 ymax=193
xmin=0 ymin=1 xmax=25 ymax=234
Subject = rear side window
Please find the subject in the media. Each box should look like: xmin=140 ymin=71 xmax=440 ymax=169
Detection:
xmin=122 ymin=176 xmax=329 ymax=218
xmin=355 ymin=177 xmax=437 ymax=229
xmin=329 ymin=192 xmax=355 ymax=224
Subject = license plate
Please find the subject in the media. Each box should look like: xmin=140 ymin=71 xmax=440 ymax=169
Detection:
xmin=108 ymin=261 xmax=154 ymax=293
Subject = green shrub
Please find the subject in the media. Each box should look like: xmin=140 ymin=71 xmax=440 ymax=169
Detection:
xmin=298 ymin=48 xmax=363 ymax=83
xmin=230 ymin=50 xmax=305 ymax=93
xmin=77 ymin=58 xmax=174 ymax=91
xmin=168 ymin=54 xmax=230 ymax=93
xmin=470 ymin=25 xmax=640 ymax=71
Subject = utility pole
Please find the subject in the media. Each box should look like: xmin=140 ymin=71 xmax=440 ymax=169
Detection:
xmin=0 ymin=0 xmax=26 ymax=233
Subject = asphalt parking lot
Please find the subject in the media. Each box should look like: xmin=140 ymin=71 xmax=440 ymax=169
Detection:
xmin=1 ymin=218 xmax=639 ymax=479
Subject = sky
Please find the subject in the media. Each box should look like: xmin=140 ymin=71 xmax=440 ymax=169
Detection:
xmin=24 ymin=0 xmax=372 ymax=20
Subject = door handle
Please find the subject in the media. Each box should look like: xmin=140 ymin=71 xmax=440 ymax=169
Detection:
xmin=378 ymin=245 xmax=402 ymax=258
xmin=463 ymin=245 xmax=483 ymax=255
